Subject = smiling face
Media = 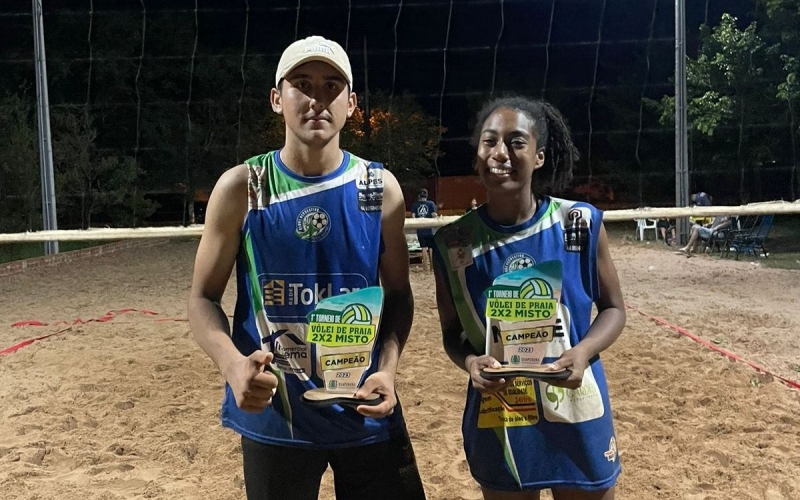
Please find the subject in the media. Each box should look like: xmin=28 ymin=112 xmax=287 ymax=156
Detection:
xmin=270 ymin=60 xmax=356 ymax=147
xmin=475 ymin=107 xmax=545 ymax=195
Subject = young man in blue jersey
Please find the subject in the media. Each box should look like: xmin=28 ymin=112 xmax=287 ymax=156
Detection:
xmin=411 ymin=188 xmax=438 ymax=271
xmin=188 ymin=36 xmax=425 ymax=500
xmin=432 ymin=97 xmax=626 ymax=499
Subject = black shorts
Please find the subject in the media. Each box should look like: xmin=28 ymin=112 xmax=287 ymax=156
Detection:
xmin=241 ymin=430 xmax=426 ymax=500
xmin=417 ymin=234 xmax=435 ymax=248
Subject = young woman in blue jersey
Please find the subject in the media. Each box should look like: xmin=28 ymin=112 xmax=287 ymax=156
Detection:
xmin=432 ymin=97 xmax=626 ymax=500
xmin=188 ymin=36 xmax=425 ymax=500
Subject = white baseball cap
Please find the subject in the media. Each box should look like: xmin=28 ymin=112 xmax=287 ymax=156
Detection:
xmin=275 ymin=36 xmax=353 ymax=88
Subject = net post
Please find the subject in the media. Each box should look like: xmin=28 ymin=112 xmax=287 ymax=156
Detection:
xmin=32 ymin=0 xmax=59 ymax=255
xmin=675 ymin=0 xmax=690 ymax=244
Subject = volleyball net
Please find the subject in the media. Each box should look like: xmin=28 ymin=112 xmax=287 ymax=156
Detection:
xmin=2 ymin=0 xmax=796 ymax=231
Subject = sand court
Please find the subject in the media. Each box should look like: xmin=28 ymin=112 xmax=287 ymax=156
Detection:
xmin=1 ymin=239 xmax=799 ymax=500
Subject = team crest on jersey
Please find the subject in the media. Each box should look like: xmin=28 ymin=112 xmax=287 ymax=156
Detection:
xmin=295 ymin=207 xmax=331 ymax=242
xmin=503 ymin=253 xmax=536 ymax=273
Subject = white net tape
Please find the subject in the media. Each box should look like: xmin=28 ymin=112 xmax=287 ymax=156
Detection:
xmin=2 ymin=201 xmax=799 ymax=243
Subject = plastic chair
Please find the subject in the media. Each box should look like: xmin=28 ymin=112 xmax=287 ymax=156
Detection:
xmin=635 ymin=218 xmax=658 ymax=241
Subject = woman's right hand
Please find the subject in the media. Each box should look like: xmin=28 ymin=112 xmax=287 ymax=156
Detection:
xmin=465 ymin=355 xmax=512 ymax=394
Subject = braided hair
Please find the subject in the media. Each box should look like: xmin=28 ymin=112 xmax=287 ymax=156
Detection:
xmin=470 ymin=96 xmax=578 ymax=195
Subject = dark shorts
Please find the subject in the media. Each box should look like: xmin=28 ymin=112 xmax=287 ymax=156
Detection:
xmin=241 ymin=430 xmax=426 ymax=500
xmin=417 ymin=234 xmax=435 ymax=248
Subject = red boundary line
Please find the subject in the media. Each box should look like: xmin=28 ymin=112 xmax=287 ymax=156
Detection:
xmin=8 ymin=302 xmax=800 ymax=393
xmin=626 ymin=303 xmax=800 ymax=391
xmin=1 ymin=309 xmax=187 ymax=356
xmin=0 ymin=326 xmax=75 ymax=355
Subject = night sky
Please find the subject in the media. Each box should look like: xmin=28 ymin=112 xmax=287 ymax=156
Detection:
xmin=1 ymin=0 xmax=756 ymax=182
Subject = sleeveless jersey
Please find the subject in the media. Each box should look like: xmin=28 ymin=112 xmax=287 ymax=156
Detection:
xmin=221 ymin=150 xmax=404 ymax=449
xmin=432 ymin=197 xmax=621 ymax=491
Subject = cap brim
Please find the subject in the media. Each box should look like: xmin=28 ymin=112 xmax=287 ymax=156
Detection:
xmin=276 ymin=56 xmax=352 ymax=88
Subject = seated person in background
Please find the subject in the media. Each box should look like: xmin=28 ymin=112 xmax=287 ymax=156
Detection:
xmin=657 ymin=219 xmax=675 ymax=246
xmin=465 ymin=198 xmax=478 ymax=214
xmin=692 ymin=191 xmax=712 ymax=206
xmin=675 ymin=215 xmax=731 ymax=256
xmin=689 ymin=191 xmax=715 ymax=226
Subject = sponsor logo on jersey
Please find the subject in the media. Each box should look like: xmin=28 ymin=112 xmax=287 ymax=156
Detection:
xmin=563 ymin=208 xmax=589 ymax=252
xmin=357 ymin=166 xmax=383 ymax=212
xmin=260 ymin=274 xmax=368 ymax=310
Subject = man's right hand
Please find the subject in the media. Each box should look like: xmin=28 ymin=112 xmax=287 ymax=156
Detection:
xmin=224 ymin=351 xmax=279 ymax=413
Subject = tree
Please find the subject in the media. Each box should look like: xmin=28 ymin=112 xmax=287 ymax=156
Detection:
xmin=258 ymin=91 xmax=444 ymax=187
xmin=0 ymin=90 xmax=40 ymax=232
xmin=342 ymin=92 xmax=445 ymax=186
xmin=96 ymin=155 xmax=158 ymax=225
xmin=760 ymin=0 xmax=800 ymax=199
xmin=139 ymin=53 xmax=274 ymax=223
xmin=649 ymin=15 xmax=774 ymax=202
xmin=52 ymin=108 xmax=155 ymax=228
xmin=776 ymin=55 xmax=800 ymax=200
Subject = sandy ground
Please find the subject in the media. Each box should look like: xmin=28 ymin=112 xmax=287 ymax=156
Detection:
xmin=1 ymin=238 xmax=799 ymax=500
